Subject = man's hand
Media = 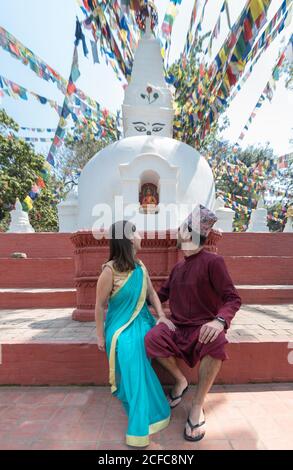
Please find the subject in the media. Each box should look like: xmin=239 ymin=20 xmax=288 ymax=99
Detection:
xmin=97 ymin=334 xmax=105 ymax=351
xmin=199 ymin=319 xmax=224 ymax=344
xmin=156 ymin=316 xmax=176 ymax=332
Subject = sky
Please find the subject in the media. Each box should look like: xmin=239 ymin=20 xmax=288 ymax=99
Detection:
xmin=0 ymin=0 xmax=292 ymax=158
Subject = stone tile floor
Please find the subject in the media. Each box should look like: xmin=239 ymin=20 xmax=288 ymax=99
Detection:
xmin=0 ymin=383 xmax=292 ymax=450
xmin=0 ymin=304 xmax=293 ymax=343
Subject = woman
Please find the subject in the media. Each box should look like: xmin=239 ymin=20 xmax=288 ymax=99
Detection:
xmin=95 ymin=220 xmax=175 ymax=447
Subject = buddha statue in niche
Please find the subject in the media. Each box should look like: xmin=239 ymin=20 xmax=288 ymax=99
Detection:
xmin=140 ymin=183 xmax=159 ymax=214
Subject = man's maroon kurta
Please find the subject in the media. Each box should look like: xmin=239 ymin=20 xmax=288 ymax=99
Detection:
xmin=145 ymin=249 xmax=242 ymax=367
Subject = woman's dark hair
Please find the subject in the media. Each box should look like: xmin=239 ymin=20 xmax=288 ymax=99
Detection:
xmin=108 ymin=220 xmax=137 ymax=272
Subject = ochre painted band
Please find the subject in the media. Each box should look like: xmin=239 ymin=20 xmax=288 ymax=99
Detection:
xmin=126 ymin=416 xmax=170 ymax=447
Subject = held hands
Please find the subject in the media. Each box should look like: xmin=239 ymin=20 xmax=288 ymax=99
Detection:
xmin=199 ymin=319 xmax=224 ymax=344
xmin=156 ymin=316 xmax=176 ymax=332
xmin=97 ymin=334 xmax=105 ymax=352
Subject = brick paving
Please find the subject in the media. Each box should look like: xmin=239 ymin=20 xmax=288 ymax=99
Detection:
xmin=0 ymin=304 xmax=293 ymax=344
xmin=0 ymin=384 xmax=292 ymax=450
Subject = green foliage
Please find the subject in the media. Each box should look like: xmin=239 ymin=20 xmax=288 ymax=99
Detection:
xmin=204 ymin=140 xmax=287 ymax=232
xmin=168 ymin=33 xmax=228 ymax=150
xmin=0 ymin=109 xmax=61 ymax=232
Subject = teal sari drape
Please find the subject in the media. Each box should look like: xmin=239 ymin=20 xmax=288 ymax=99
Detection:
xmin=104 ymin=261 xmax=171 ymax=447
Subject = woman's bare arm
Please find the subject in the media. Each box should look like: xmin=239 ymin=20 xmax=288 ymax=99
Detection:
xmin=146 ymin=272 xmax=165 ymax=318
xmin=146 ymin=272 xmax=176 ymax=331
xmin=95 ymin=266 xmax=113 ymax=351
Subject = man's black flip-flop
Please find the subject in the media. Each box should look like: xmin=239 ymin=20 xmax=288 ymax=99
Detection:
xmin=183 ymin=411 xmax=206 ymax=442
xmin=168 ymin=385 xmax=189 ymax=408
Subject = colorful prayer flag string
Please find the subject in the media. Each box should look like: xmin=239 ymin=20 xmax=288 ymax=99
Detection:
xmin=237 ymin=37 xmax=291 ymax=142
xmin=161 ymin=0 xmax=183 ymax=64
xmin=0 ymin=25 xmax=113 ymax=118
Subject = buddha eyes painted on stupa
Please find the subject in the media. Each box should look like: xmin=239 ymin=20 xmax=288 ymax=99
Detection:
xmin=132 ymin=121 xmax=166 ymax=135
xmin=152 ymin=123 xmax=165 ymax=133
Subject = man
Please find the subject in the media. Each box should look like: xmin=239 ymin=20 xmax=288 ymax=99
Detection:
xmin=145 ymin=205 xmax=242 ymax=442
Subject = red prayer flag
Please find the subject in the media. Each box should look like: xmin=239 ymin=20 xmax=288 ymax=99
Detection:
xmin=83 ymin=0 xmax=91 ymax=12
xmin=9 ymin=42 xmax=20 ymax=56
xmin=226 ymin=66 xmax=237 ymax=86
xmin=243 ymin=18 xmax=253 ymax=42
xmin=11 ymin=83 xmax=21 ymax=94
xmin=67 ymin=81 xmax=77 ymax=95
xmin=36 ymin=177 xmax=45 ymax=189
xmin=277 ymin=52 xmax=285 ymax=67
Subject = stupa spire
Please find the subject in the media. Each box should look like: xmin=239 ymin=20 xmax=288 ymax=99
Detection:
xmin=122 ymin=14 xmax=174 ymax=138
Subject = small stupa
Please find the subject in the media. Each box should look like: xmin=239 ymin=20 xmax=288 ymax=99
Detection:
xmin=247 ymin=198 xmax=269 ymax=232
xmin=214 ymin=197 xmax=235 ymax=232
xmin=7 ymin=198 xmax=35 ymax=233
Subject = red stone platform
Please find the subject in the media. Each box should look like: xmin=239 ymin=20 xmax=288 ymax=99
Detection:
xmin=0 ymin=383 xmax=292 ymax=450
xmin=0 ymin=233 xmax=292 ymax=311
xmin=0 ymin=232 xmax=292 ymax=387
xmin=0 ymin=304 xmax=292 ymax=386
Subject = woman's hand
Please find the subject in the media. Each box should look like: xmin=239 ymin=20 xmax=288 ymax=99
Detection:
xmin=97 ymin=334 xmax=106 ymax=352
xmin=156 ymin=316 xmax=176 ymax=332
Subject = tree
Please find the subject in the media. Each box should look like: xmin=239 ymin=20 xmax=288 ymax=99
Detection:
xmin=0 ymin=109 xmax=61 ymax=232
xmin=167 ymin=32 xmax=227 ymax=151
xmin=167 ymin=32 xmax=290 ymax=233
xmin=203 ymin=140 xmax=286 ymax=232
xmin=266 ymin=154 xmax=293 ymax=231
xmin=56 ymin=119 xmax=118 ymax=191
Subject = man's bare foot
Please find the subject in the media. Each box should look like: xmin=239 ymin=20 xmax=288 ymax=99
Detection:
xmin=184 ymin=405 xmax=205 ymax=440
xmin=168 ymin=377 xmax=188 ymax=408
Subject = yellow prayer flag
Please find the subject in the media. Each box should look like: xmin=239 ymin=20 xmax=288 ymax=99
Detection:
xmin=120 ymin=30 xmax=127 ymax=42
xmin=219 ymin=48 xmax=227 ymax=65
xmin=224 ymin=74 xmax=230 ymax=89
xmin=59 ymin=117 xmax=67 ymax=129
xmin=43 ymin=161 xmax=52 ymax=172
xmin=250 ymin=0 xmax=265 ymax=22
xmin=24 ymin=195 xmax=33 ymax=211
xmin=168 ymin=3 xmax=178 ymax=17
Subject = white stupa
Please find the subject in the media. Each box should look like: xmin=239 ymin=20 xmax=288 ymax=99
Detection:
xmin=8 ymin=198 xmax=35 ymax=233
xmin=214 ymin=197 xmax=235 ymax=232
xmin=247 ymin=198 xmax=269 ymax=232
xmin=58 ymin=18 xmax=215 ymax=233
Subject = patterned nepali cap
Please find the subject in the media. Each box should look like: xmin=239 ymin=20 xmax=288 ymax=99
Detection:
xmin=180 ymin=204 xmax=218 ymax=238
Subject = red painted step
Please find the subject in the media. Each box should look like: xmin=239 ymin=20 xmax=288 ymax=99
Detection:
xmin=1 ymin=232 xmax=292 ymax=257
xmin=0 ymin=288 xmax=76 ymax=309
xmin=218 ymin=233 xmax=293 ymax=257
xmin=0 ymin=258 xmax=75 ymax=288
xmin=1 ymin=256 xmax=292 ymax=288
xmin=0 ymin=341 xmax=291 ymax=386
xmin=237 ymin=285 xmax=293 ymax=304
xmin=1 ymin=285 xmax=291 ymax=309
xmin=1 ymin=304 xmax=292 ymax=385
xmin=0 ymin=233 xmax=74 ymax=258
xmin=225 ymin=257 xmax=293 ymax=285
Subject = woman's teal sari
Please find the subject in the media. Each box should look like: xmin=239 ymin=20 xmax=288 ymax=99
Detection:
xmin=104 ymin=261 xmax=171 ymax=447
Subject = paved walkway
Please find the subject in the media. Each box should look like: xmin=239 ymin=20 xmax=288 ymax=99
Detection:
xmin=0 ymin=304 xmax=293 ymax=343
xmin=0 ymin=384 xmax=292 ymax=450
